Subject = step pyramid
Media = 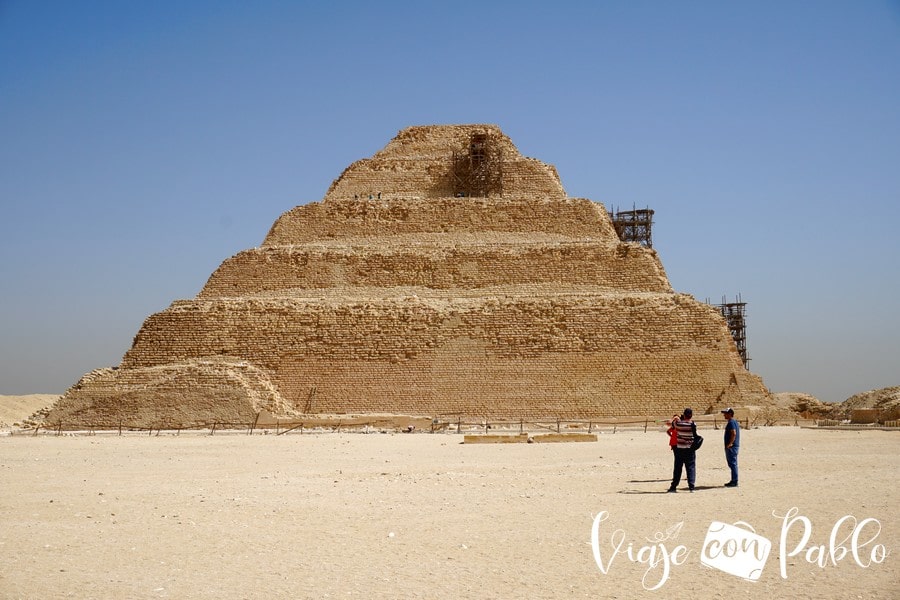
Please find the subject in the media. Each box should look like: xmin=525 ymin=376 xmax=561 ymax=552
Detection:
xmin=48 ymin=125 xmax=769 ymax=428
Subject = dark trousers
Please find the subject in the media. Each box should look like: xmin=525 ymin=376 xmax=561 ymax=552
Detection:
xmin=725 ymin=446 xmax=739 ymax=483
xmin=671 ymin=447 xmax=696 ymax=489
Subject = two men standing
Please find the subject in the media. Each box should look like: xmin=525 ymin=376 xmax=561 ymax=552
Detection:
xmin=667 ymin=406 xmax=741 ymax=492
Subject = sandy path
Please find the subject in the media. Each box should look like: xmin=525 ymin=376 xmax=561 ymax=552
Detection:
xmin=0 ymin=427 xmax=897 ymax=599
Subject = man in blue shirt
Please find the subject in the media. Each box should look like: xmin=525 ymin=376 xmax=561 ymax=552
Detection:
xmin=722 ymin=408 xmax=740 ymax=487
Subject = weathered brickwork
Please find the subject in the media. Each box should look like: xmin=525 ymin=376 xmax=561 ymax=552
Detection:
xmin=48 ymin=361 xmax=290 ymax=428
xmin=112 ymin=292 xmax=759 ymax=419
xmin=263 ymin=196 xmax=618 ymax=246
xmin=48 ymin=124 xmax=770 ymax=428
xmin=199 ymin=241 xmax=670 ymax=297
xmin=322 ymin=125 xmax=564 ymax=202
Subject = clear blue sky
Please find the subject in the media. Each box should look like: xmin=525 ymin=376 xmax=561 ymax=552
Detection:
xmin=2 ymin=1 xmax=898 ymax=402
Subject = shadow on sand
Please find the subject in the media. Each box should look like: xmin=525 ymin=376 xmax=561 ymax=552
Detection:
xmin=619 ymin=485 xmax=720 ymax=494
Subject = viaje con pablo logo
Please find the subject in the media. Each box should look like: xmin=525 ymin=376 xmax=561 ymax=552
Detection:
xmin=590 ymin=506 xmax=889 ymax=591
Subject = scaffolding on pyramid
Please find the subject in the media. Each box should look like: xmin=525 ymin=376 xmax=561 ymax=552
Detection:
xmin=717 ymin=295 xmax=750 ymax=369
xmin=451 ymin=132 xmax=504 ymax=197
xmin=608 ymin=205 xmax=654 ymax=248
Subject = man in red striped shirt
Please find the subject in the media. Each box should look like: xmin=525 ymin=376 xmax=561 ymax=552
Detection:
xmin=668 ymin=407 xmax=697 ymax=493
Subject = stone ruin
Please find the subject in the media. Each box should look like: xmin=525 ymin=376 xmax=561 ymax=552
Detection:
xmin=47 ymin=124 xmax=770 ymax=428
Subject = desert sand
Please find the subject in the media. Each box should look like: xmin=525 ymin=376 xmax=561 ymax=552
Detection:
xmin=0 ymin=422 xmax=897 ymax=599
xmin=0 ymin=395 xmax=57 ymax=429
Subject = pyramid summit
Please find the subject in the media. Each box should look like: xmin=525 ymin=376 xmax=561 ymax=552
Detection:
xmin=48 ymin=124 xmax=769 ymax=428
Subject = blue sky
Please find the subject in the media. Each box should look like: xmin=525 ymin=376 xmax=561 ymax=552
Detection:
xmin=1 ymin=1 xmax=898 ymax=402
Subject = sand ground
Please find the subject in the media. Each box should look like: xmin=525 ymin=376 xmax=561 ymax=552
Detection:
xmin=0 ymin=395 xmax=56 ymax=429
xmin=1 ymin=425 xmax=897 ymax=599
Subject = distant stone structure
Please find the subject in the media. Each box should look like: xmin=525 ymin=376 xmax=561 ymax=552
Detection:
xmin=48 ymin=125 xmax=770 ymax=428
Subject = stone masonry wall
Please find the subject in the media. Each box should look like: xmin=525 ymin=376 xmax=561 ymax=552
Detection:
xmin=263 ymin=197 xmax=618 ymax=246
xmin=323 ymin=125 xmax=564 ymax=201
xmin=117 ymin=293 xmax=762 ymax=418
xmin=46 ymin=361 xmax=292 ymax=428
xmin=199 ymin=242 xmax=671 ymax=298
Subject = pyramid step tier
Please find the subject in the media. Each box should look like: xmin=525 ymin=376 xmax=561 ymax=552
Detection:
xmin=263 ymin=197 xmax=618 ymax=245
xmin=200 ymin=240 xmax=671 ymax=298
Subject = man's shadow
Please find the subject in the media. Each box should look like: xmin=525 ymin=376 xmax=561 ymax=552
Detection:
xmin=619 ymin=484 xmax=719 ymax=494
